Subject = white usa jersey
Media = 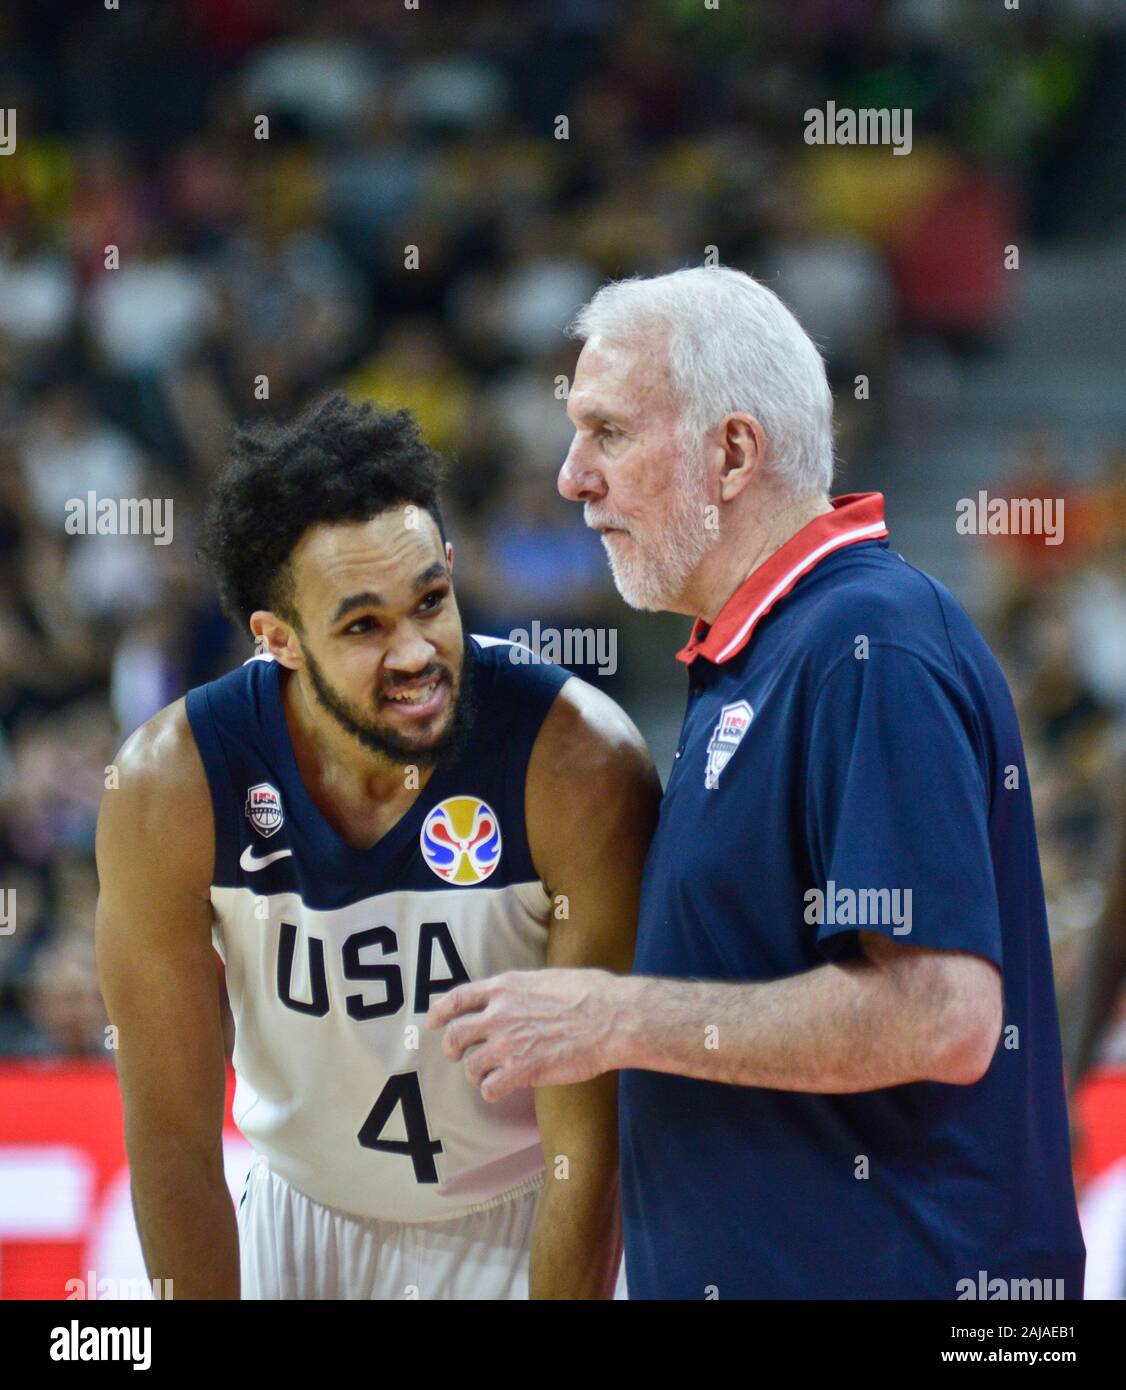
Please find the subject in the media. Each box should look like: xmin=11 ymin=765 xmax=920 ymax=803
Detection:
xmin=185 ymin=636 xmax=572 ymax=1223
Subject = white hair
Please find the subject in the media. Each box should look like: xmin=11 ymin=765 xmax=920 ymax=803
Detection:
xmin=568 ymin=265 xmax=834 ymax=497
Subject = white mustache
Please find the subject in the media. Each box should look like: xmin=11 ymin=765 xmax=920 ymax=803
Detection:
xmin=584 ymin=508 xmax=633 ymax=534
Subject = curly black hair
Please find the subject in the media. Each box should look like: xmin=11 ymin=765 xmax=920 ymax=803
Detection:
xmin=199 ymin=393 xmax=448 ymax=629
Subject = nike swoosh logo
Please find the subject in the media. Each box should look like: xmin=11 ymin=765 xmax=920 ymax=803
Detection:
xmin=240 ymin=845 xmax=294 ymax=872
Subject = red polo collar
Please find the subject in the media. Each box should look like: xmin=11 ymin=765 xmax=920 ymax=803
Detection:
xmin=676 ymin=492 xmax=889 ymax=665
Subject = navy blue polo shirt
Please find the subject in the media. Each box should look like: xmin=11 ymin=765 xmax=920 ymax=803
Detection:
xmin=620 ymin=493 xmax=1085 ymax=1300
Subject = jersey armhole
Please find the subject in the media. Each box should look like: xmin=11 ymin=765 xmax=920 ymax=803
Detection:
xmin=184 ymin=686 xmax=241 ymax=887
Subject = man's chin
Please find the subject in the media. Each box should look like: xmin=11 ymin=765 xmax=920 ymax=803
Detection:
xmin=304 ymin=638 xmax=478 ymax=770
xmin=608 ymin=559 xmax=673 ymax=613
xmin=360 ymin=714 xmax=459 ymax=766
xmin=613 ymin=584 xmax=661 ymax=612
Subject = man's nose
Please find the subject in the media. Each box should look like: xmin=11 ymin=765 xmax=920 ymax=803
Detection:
xmin=385 ymin=624 xmax=438 ymax=674
xmin=557 ymin=442 xmax=606 ymax=504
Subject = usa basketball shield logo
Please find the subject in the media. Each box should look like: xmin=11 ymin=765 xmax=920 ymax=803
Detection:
xmin=705 ymin=701 xmax=754 ymax=789
xmin=420 ymin=796 xmax=502 ymax=884
xmin=245 ymin=782 xmax=284 ymax=837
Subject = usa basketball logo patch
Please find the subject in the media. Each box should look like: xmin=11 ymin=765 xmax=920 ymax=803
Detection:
xmin=705 ymin=700 xmax=753 ymax=789
xmin=420 ymin=796 xmax=502 ymax=885
xmin=245 ymin=782 xmax=284 ymax=837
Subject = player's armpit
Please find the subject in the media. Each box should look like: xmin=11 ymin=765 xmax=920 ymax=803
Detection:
xmin=95 ymin=698 xmax=240 ymax=1298
xmin=523 ymin=677 xmax=660 ymax=1298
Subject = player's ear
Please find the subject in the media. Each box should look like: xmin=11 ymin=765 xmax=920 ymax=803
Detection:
xmin=445 ymin=541 xmax=454 ymax=574
xmin=250 ymin=611 xmax=303 ymax=669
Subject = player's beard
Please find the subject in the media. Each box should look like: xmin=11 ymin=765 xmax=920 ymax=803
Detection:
xmin=303 ymin=635 xmax=478 ymax=769
xmin=592 ymin=440 xmax=717 ymax=612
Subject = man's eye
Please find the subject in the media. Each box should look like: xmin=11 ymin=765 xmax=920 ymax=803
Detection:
xmin=344 ymin=617 xmax=376 ymax=634
xmin=419 ymin=591 xmax=445 ymax=613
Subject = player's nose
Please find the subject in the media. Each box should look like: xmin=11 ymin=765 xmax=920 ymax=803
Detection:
xmin=557 ymin=443 xmax=606 ymax=504
xmin=383 ymin=623 xmax=438 ymax=675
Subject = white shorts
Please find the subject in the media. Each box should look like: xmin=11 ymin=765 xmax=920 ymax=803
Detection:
xmin=237 ymin=1154 xmax=540 ymax=1300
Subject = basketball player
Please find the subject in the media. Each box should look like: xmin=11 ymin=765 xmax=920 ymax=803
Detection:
xmin=95 ymin=394 xmax=659 ymax=1300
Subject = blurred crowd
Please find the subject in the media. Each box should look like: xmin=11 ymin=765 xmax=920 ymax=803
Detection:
xmin=0 ymin=0 xmax=1122 ymax=1137
xmin=978 ymin=442 xmax=1126 ymax=1106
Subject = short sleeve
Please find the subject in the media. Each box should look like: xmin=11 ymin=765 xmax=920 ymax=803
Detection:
xmin=805 ymin=645 xmax=1002 ymax=969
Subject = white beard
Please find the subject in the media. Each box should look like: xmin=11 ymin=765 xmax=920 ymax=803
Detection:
xmin=600 ymin=452 xmax=716 ymax=612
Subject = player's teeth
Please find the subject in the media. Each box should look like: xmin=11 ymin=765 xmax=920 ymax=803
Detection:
xmin=390 ymin=681 xmax=437 ymax=703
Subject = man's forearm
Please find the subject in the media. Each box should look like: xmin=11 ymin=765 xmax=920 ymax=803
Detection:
xmin=529 ymin=1165 xmax=621 ymax=1299
xmin=529 ymin=1072 xmax=622 ymax=1299
xmin=129 ymin=1146 xmax=240 ymax=1298
xmin=610 ymin=957 xmax=966 ymax=1092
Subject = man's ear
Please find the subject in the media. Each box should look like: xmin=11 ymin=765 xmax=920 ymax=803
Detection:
xmin=446 ymin=541 xmax=454 ymax=574
xmin=249 ymin=611 xmax=303 ymax=669
xmin=718 ymin=413 xmax=765 ymax=503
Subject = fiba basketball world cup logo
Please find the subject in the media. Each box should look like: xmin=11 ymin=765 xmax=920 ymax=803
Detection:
xmin=420 ymin=796 xmax=502 ymax=885
xmin=245 ymin=783 xmax=284 ymax=838
xmin=704 ymin=701 xmax=754 ymax=790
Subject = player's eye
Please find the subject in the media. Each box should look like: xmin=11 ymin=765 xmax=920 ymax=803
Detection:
xmin=343 ymin=615 xmax=378 ymax=635
xmin=418 ymin=589 xmax=446 ymax=614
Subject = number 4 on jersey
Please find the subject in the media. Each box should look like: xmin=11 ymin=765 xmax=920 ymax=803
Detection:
xmin=358 ymin=1072 xmax=442 ymax=1183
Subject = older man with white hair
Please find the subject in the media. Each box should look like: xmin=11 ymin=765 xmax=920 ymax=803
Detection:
xmin=429 ymin=266 xmax=1085 ymax=1300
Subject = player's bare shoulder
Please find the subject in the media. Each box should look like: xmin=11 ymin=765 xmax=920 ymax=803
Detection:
xmin=529 ymin=675 xmax=656 ymax=789
xmin=525 ymin=676 xmax=661 ymax=884
xmin=97 ymin=697 xmax=214 ymax=891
